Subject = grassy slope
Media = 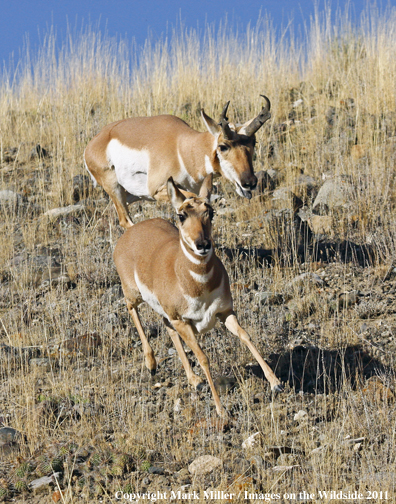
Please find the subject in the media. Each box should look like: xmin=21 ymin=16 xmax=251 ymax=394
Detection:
xmin=0 ymin=7 xmax=396 ymax=502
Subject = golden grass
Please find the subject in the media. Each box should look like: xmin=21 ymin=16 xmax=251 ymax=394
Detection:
xmin=1 ymin=5 xmax=396 ymax=502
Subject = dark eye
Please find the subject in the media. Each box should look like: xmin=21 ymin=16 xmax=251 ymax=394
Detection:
xmin=218 ymin=144 xmax=229 ymax=152
xmin=178 ymin=213 xmax=186 ymax=223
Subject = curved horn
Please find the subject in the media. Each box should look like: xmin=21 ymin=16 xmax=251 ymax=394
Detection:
xmin=243 ymin=95 xmax=271 ymax=137
xmin=218 ymin=101 xmax=233 ymax=140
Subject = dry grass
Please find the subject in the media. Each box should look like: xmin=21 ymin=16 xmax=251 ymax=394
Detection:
xmin=1 ymin=6 xmax=396 ymax=503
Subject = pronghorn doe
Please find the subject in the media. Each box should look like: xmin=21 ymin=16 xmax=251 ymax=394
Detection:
xmin=85 ymin=96 xmax=271 ymax=228
xmin=113 ymin=175 xmax=282 ymax=417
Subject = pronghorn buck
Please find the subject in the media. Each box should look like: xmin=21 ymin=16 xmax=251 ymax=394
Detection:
xmin=113 ymin=175 xmax=282 ymax=418
xmin=85 ymin=96 xmax=271 ymax=228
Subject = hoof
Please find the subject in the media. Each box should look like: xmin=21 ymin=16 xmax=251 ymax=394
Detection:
xmin=150 ymin=369 xmax=157 ymax=377
xmin=190 ymin=375 xmax=204 ymax=390
xmin=196 ymin=382 xmax=208 ymax=392
xmin=271 ymin=383 xmax=283 ymax=395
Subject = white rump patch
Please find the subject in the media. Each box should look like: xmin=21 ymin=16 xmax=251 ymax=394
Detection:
xmin=83 ymin=148 xmax=97 ymax=187
xmin=134 ymin=272 xmax=169 ymax=321
xmin=107 ymin=139 xmax=153 ymax=199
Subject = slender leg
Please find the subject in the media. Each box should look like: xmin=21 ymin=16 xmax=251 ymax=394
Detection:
xmin=126 ymin=302 xmax=156 ymax=375
xmin=109 ymin=183 xmax=133 ymax=229
xmin=164 ymin=322 xmax=203 ymax=389
xmin=171 ymin=320 xmax=227 ymax=418
xmin=223 ymin=313 xmax=282 ymax=393
xmin=101 ymin=170 xmax=133 ymax=228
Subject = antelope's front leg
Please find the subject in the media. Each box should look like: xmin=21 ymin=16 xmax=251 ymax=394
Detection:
xmin=164 ymin=323 xmax=203 ymax=390
xmin=171 ymin=319 xmax=227 ymax=418
xmin=222 ymin=312 xmax=282 ymax=393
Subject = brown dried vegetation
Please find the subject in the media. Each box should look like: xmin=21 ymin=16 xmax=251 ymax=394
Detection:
xmin=1 ymin=8 xmax=396 ymax=502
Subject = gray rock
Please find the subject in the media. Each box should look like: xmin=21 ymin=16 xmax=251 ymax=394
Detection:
xmin=255 ymin=291 xmax=284 ymax=305
xmin=148 ymin=466 xmax=164 ymax=475
xmin=188 ymin=455 xmax=222 ymax=475
xmin=253 ymin=170 xmax=277 ymax=194
xmin=338 ymin=291 xmax=359 ymax=308
xmin=272 ymin=463 xmax=300 ymax=472
xmin=271 ymin=187 xmax=302 ymax=211
xmin=0 ymin=427 xmax=20 ymax=446
xmin=276 ymin=453 xmax=299 ymax=465
xmin=0 ymin=427 xmax=21 ymax=455
xmin=360 ymin=471 xmax=396 ymax=487
xmin=173 ymin=398 xmax=183 ymax=413
xmin=40 ymin=267 xmax=71 ymax=288
xmin=43 ymin=204 xmax=85 ymax=220
xmin=294 ymin=410 xmax=308 ymax=421
xmin=29 ymin=472 xmax=61 ymax=491
xmin=309 ymin=215 xmax=334 ymax=236
xmin=289 ymin=272 xmax=325 ymax=291
xmin=312 ymin=177 xmax=355 ymax=215
xmin=0 ymin=189 xmax=22 ymax=207
xmin=242 ymin=432 xmax=261 ymax=449
xmin=29 ymin=358 xmax=51 ymax=371
xmin=293 ymin=174 xmax=318 ymax=200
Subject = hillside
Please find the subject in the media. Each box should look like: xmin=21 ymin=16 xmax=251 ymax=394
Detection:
xmin=0 ymin=9 xmax=396 ymax=502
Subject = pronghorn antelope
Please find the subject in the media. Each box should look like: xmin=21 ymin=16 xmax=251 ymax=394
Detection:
xmin=113 ymin=175 xmax=282 ymax=418
xmin=85 ymin=96 xmax=271 ymax=228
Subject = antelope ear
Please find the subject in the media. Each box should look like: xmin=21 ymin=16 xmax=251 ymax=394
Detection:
xmin=199 ymin=173 xmax=213 ymax=202
xmin=201 ymin=109 xmax=220 ymax=136
xmin=167 ymin=177 xmax=186 ymax=211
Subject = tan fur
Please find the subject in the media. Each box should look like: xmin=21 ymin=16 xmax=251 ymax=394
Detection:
xmin=113 ymin=176 xmax=282 ymax=417
xmin=84 ymin=110 xmax=260 ymax=228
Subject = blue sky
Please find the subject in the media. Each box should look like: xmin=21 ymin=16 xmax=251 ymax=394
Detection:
xmin=1 ymin=1 xmax=395 ymax=67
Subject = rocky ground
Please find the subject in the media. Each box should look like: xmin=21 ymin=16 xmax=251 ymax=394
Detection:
xmin=1 ymin=99 xmax=396 ymax=502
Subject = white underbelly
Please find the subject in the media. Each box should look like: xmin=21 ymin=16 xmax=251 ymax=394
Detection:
xmin=134 ymin=272 xmax=170 ymax=321
xmin=107 ymin=139 xmax=153 ymax=199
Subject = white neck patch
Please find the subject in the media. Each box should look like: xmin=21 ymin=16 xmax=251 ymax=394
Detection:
xmin=189 ymin=266 xmax=214 ymax=284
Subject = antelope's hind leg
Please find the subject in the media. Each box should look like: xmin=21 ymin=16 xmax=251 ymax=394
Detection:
xmin=164 ymin=320 xmax=203 ymax=390
xmin=102 ymin=170 xmax=133 ymax=229
xmin=126 ymin=301 xmax=157 ymax=375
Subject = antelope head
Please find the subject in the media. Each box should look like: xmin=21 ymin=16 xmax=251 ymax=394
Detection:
xmin=167 ymin=175 xmax=214 ymax=257
xmin=201 ymin=95 xmax=271 ymax=199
